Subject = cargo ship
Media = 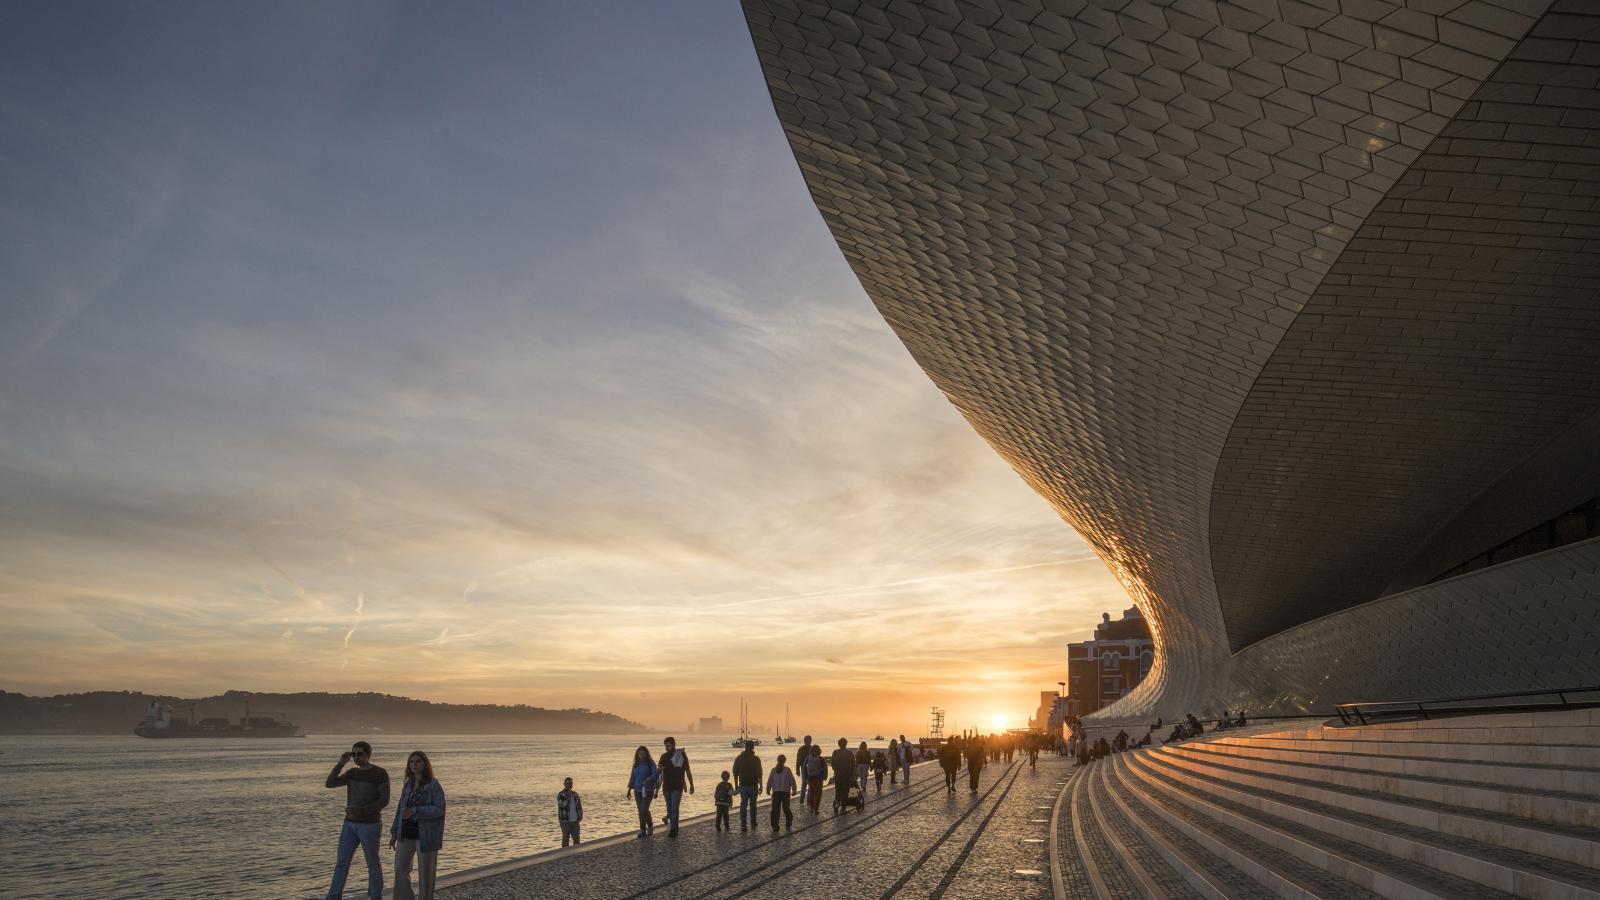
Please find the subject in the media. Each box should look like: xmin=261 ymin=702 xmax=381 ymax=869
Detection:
xmin=134 ymin=700 xmax=303 ymax=738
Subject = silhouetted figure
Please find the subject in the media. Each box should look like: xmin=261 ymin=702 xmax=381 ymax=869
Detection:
xmin=873 ymin=750 xmax=888 ymax=789
xmin=898 ymin=733 xmax=913 ymax=783
xmin=829 ymin=738 xmax=856 ymax=813
xmin=625 ymin=745 xmax=659 ymax=838
xmin=855 ymin=741 xmax=871 ymax=795
xmin=887 ymin=739 xmax=900 ymax=784
xmin=938 ymin=740 xmax=961 ymax=792
xmin=803 ymin=745 xmax=827 ymax=813
xmin=965 ymin=736 xmax=986 ymax=791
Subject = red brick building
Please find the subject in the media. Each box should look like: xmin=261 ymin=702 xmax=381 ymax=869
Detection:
xmin=1065 ymin=607 xmax=1154 ymax=719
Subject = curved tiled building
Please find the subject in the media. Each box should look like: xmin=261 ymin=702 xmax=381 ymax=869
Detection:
xmin=745 ymin=0 xmax=1600 ymax=720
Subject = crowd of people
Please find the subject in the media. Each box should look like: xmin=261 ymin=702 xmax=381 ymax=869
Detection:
xmin=316 ymin=729 xmax=1063 ymax=899
xmin=1059 ymin=708 xmax=1249 ymax=767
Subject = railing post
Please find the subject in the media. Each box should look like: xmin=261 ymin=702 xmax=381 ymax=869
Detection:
xmin=1336 ymin=707 xmax=1348 ymax=726
xmin=1418 ymin=702 xmax=1429 ymax=720
xmin=1356 ymin=707 xmax=1367 ymax=726
xmin=1559 ymin=692 xmax=1568 ymax=706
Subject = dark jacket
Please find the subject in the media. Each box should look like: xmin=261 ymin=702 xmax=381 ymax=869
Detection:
xmin=557 ymin=788 xmax=582 ymax=823
xmin=327 ymin=762 xmax=390 ymax=824
xmin=733 ymin=749 xmax=763 ymax=788
xmin=829 ymin=747 xmax=855 ymax=781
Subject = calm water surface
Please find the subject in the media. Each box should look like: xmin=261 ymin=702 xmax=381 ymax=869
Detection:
xmin=5 ymin=733 xmax=857 ymax=899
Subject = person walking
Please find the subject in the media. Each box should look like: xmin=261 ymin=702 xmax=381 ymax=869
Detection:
xmin=388 ymin=750 xmax=445 ymax=900
xmin=872 ymin=751 xmax=888 ymax=790
xmin=938 ymin=739 xmax=960 ymax=793
xmin=897 ymin=734 xmax=913 ymax=783
xmin=854 ymin=741 xmax=871 ymax=796
xmin=966 ymin=736 xmax=986 ymax=792
xmin=803 ymin=745 xmax=827 ymax=813
xmin=829 ymin=738 xmax=856 ymax=813
xmin=886 ymin=738 xmax=899 ymax=785
xmin=556 ymin=777 xmax=582 ymax=847
xmin=625 ymin=745 xmax=659 ymax=838
xmin=324 ymin=740 xmax=391 ymax=900
xmin=714 ymin=772 xmax=734 ymax=832
xmin=767 ymin=753 xmax=797 ymax=830
xmin=657 ymin=736 xmax=694 ymax=837
xmin=732 ymin=740 xmax=763 ymax=832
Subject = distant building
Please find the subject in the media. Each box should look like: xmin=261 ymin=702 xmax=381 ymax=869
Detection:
xmin=1029 ymin=690 xmax=1056 ymax=733
xmin=696 ymin=715 xmax=724 ymax=735
xmin=1066 ymin=608 xmax=1154 ymax=720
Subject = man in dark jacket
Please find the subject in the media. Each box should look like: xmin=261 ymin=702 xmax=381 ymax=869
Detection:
xmin=324 ymin=740 xmax=391 ymax=900
xmin=732 ymin=741 xmax=763 ymax=831
xmin=828 ymin=738 xmax=856 ymax=812
xmin=964 ymin=736 xmax=986 ymax=792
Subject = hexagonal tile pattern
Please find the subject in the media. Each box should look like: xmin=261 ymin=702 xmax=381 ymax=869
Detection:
xmin=743 ymin=0 xmax=1600 ymax=719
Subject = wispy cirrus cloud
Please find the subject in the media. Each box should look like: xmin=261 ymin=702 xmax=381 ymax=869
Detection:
xmin=0 ymin=2 xmax=1127 ymax=734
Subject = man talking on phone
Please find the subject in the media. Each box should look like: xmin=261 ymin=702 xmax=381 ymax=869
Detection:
xmin=324 ymin=740 xmax=391 ymax=900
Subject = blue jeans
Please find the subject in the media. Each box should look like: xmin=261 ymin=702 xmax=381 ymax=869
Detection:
xmin=738 ymin=786 xmax=759 ymax=826
xmin=325 ymin=820 xmax=382 ymax=900
xmin=901 ymin=758 xmax=911 ymax=782
xmin=857 ymin=763 xmax=869 ymax=794
xmin=664 ymin=790 xmax=682 ymax=830
xmin=634 ymin=792 xmax=653 ymax=833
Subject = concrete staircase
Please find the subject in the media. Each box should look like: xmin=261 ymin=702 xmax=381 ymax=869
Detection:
xmin=1052 ymin=710 xmax=1600 ymax=900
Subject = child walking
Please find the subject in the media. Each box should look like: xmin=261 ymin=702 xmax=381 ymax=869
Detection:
xmin=557 ymin=777 xmax=583 ymax=847
xmin=872 ymin=751 xmax=888 ymax=790
xmin=714 ymin=771 xmax=734 ymax=832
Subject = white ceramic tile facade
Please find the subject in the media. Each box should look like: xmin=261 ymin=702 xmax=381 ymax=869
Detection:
xmin=743 ymin=0 xmax=1600 ymax=721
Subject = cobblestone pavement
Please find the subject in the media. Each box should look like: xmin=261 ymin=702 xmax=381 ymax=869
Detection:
xmin=442 ymin=757 xmax=1073 ymax=900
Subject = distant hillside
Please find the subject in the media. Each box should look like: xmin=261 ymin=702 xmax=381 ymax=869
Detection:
xmin=0 ymin=689 xmax=651 ymax=735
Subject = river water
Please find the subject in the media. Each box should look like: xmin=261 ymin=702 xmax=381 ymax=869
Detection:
xmin=5 ymin=732 xmax=869 ymax=899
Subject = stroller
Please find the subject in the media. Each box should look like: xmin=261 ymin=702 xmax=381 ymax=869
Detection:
xmin=832 ymin=777 xmax=865 ymax=814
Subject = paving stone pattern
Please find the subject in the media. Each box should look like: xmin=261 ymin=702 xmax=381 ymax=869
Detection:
xmin=744 ymin=0 xmax=1600 ymax=721
xmin=440 ymin=757 xmax=1068 ymax=900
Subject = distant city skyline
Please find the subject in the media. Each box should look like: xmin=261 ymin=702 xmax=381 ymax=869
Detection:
xmin=0 ymin=3 xmax=1127 ymax=735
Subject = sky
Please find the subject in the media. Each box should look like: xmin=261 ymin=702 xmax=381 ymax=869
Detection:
xmin=0 ymin=2 xmax=1129 ymax=736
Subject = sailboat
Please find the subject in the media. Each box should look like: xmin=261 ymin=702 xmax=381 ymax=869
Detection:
xmin=731 ymin=698 xmax=761 ymax=747
xmin=782 ymin=701 xmax=796 ymax=743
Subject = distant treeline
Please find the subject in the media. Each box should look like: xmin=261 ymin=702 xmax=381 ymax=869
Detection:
xmin=0 ymin=689 xmax=651 ymax=735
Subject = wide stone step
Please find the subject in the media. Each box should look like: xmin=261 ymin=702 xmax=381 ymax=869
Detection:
xmin=1165 ymin=742 xmax=1600 ymax=830
xmin=1153 ymin=743 xmax=1600 ymax=872
xmin=1050 ymin=769 xmax=1101 ymax=899
xmin=1085 ymin=756 xmax=1209 ymax=899
xmin=1107 ymin=752 xmax=1386 ymax=900
xmin=1124 ymin=749 xmax=1526 ymax=900
xmin=1215 ymin=735 xmax=1600 ymax=771
xmin=1139 ymin=745 xmax=1600 ymax=900
xmin=1070 ymin=758 xmax=1143 ymax=898
xmin=1327 ymin=709 xmax=1600 ymax=746
xmin=1096 ymin=758 xmax=1287 ymax=900
xmin=1200 ymin=737 xmax=1600 ymax=795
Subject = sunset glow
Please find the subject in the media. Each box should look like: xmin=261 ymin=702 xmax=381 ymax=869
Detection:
xmin=0 ymin=3 xmax=1126 ymax=737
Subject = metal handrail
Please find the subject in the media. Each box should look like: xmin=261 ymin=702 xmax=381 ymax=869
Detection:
xmin=1334 ymin=685 xmax=1600 ymax=726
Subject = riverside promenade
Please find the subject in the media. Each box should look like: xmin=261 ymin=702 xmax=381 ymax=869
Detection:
xmin=440 ymin=757 xmax=1071 ymax=900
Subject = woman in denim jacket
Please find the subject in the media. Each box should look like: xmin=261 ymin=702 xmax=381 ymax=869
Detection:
xmin=389 ymin=750 xmax=446 ymax=900
xmin=625 ymin=745 xmax=659 ymax=838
